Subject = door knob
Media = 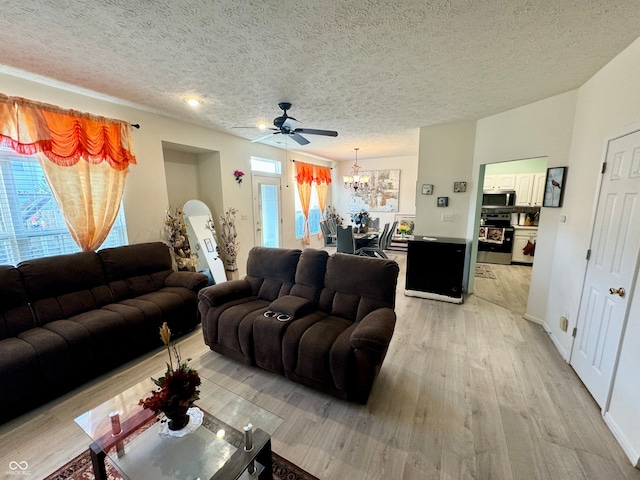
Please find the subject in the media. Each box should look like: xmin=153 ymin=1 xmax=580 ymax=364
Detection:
xmin=609 ymin=287 xmax=626 ymax=298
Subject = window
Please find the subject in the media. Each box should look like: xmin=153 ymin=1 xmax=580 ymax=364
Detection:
xmin=251 ymin=157 xmax=282 ymax=174
xmin=294 ymin=183 xmax=321 ymax=238
xmin=0 ymin=149 xmax=128 ymax=265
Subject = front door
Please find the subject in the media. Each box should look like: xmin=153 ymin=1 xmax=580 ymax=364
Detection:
xmin=570 ymin=129 xmax=640 ymax=408
xmin=252 ymin=175 xmax=281 ymax=248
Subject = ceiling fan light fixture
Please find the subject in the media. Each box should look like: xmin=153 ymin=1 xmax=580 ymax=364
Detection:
xmin=184 ymin=97 xmax=203 ymax=107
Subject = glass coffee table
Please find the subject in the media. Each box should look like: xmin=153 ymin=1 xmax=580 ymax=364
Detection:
xmin=74 ymin=376 xmax=283 ymax=480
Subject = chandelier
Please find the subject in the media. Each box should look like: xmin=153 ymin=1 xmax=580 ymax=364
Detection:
xmin=343 ymin=148 xmax=370 ymax=191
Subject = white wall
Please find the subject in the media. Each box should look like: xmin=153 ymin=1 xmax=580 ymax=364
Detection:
xmin=416 ymin=121 xmax=476 ymax=239
xmin=333 ymin=155 xmax=418 ymax=228
xmin=567 ymin=36 xmax=640 ymax=466
xmin=163 ymin=150 xmax=201 ymax=208
xmin=472 ymin=92 xmax=578 ymax=329
xmin=0 ymin=71 xmax=331 ymax=274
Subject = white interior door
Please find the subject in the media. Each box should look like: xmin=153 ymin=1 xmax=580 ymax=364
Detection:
xmin=570 ymin=130 xmax=640 ymax=408
xmin=252 ymin=175 xmax=281 ymax=247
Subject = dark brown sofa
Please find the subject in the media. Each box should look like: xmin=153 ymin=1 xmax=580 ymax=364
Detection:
xmin=198 ymin=247 xmax=399 ymax=403
xmin=0 ymin=242 xmax=207 ymax=423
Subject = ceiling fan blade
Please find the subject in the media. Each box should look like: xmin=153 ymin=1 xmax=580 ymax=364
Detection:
xmin=289 ymin=132 xmax=310 ymax=145
xmin=294 ymin=128 xmax=338 ymax=137
xmin=282 ymin=117 xmax=300 ymax=129
xmin=251 ymin=132 xmax=279 ymax=143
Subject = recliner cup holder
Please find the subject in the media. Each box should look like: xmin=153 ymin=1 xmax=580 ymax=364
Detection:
xmin=263 ymin=310 xmax=291 ymax=321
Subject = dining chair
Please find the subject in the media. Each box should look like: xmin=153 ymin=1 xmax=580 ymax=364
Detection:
xmin=358 ymin=223 xmax=389 ymax=258
xmin=336 ymin=225 xmax=357 ymax=254
xmin=382 ymin=221 xmax=398 ymax=250
xmin=320 ymin=221 xmax=336 ymax=247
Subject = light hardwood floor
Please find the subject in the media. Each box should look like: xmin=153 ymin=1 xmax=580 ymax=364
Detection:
xmin=2 ymin=252 xmax=639 ymax=479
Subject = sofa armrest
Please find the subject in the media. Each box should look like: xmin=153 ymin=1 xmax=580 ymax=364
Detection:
xmin=198 ymin=279 xmax=252 ymax=307
xmin=267 ymin=295 xmax=313 ymax=319
xmin=350 ymin=308 xmax=396 ymax=353
xmin=165 ymin=271 xmax=208 ymax=291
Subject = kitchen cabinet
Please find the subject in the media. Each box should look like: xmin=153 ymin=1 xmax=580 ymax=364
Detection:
xmin=405 ymin=236 xmax=467 ymax=304
xmin=512 ymin=227 xmax=537 ymax=264
xmin=533 ymin=172 xmax=546 ymax=206
xmin=484 ymin=174 xmax=516 ymax=190
xmin=514 ymin=172 xmax=546 ymax=206
xmin=515 ymin=174 xmax=535 ymax=206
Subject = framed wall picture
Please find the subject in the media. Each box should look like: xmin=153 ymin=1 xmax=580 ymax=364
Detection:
xmin=437 ymin=197 xmax=449 ymax=207
xmin=349 ymin=169 xmax=400 ymax=212
xmin=394 ymin=214 xmax=415 ymax=235
xmin=422 ymin=184 xmax=433 ymax=195
xmin=453 ymin=181 xmax=467 ymax=192
xmin=543 ymin=167 xmax=567 ymax=208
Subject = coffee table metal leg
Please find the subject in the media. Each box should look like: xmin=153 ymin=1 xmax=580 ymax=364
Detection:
xmin=89 ymin=442 xmax=107 ymax=480
xmin=256 ymin=438 xmax=272 ymax=480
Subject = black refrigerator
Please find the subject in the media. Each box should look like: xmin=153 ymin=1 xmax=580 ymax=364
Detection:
xmin=405 ymin=236 xmax=468 ymax=304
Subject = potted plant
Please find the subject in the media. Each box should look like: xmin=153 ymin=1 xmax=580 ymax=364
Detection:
xmin=139 ymin=323 xmax=201 ymax=431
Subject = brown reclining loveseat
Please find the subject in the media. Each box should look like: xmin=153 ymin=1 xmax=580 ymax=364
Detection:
xmin=198 ymin=247 xmax=399 ymax=403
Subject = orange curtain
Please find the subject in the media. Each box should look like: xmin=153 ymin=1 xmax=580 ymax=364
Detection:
xmin=313 ymin=165 xmax=332 ymax=240
xmin=0 ymin=94 xmax=136 ymax=251
xmin=295 ymin=161 xmax=314 ymax=245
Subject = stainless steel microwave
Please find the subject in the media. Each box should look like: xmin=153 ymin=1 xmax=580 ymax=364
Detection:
xmin=482 ymin=189 xmax=516 ymax=208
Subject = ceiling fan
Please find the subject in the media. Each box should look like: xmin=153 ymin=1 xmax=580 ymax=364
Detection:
xmin=249 ymin=102 xmax=338 ymax=146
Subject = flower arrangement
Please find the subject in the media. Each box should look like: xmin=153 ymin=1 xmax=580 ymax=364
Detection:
xmin=164 ymin=207 xmax=199 ymax=271
xmin=352 ymin=209 xmax=371 ymax=226
xmin=139 ymin=322 xmax=201 ymax=431
xmin=233 ymin=170 xmax=245 ymax=184
xmin=326 ymin=205 xmax=344 ymax=226
xmin=219 ymin=207 xmax=239 ymax=271
xmin=398 ymin=223 xmax=411 ymax=236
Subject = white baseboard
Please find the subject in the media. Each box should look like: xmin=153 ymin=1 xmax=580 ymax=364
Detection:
xmin=604 ymin=412 xmax=640 ymax=468
xmin=404 ymin=289 xmax=463 ymax=304
xmin=523 ymin=313 xmax=543 ymax=325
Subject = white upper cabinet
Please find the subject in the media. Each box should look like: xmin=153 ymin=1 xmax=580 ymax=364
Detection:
xmin=513 ymin=172 xmax=547 ymax=206
xmin=483 ymin=173 xmax=516 ymax=190
xmin=533 ymin=172 xmax=546 ymax=206
xmin=515 ymin=174 xmax=535 ymax=206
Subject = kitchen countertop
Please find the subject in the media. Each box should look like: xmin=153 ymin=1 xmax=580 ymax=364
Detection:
xmin=513 ymin=225 xmax=539 ymax=230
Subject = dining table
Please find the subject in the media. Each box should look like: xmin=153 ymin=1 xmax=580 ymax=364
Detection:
xmin=353 ymin=231 xmax=379 ymax=249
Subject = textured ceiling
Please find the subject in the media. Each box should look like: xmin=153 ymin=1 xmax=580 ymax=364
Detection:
xmin=1 ymin=1 xmax=639 ymax=161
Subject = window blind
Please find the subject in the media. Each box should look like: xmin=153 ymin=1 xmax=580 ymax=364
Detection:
xmin=0 ymin=148 xmax=127 ymax=265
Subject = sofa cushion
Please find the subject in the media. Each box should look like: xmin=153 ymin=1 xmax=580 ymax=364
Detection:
xmin=17 ymin=251 xmax=112 ymax=324
xmin=18 ymin=327 xmax=73 ymax=384
xmin=0 ymin=338 xmax=44 ymax=408
xmin=245 ymin=247 xmax=300 ymax=300
xmin=289 ymin=249 xmax=328 ymax=302
xmin=0 ymin=265 xmax=36 ymax=339
xmin=98 ymin=242 xmax=173 ymax=301
xmin=321 ymin=254 xmax=399 ymax=322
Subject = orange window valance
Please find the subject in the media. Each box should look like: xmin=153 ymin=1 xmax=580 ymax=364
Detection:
xmin=0 ymin=94 xmax=136 ymax=170
xmin=293 ymin=161 xmax=332 ymax=185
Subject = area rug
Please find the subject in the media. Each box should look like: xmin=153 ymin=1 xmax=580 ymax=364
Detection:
xmin=45 ymin=449 xmax=318 ymax=480
xmin=475 ymin=263 xmax=497 ymax=279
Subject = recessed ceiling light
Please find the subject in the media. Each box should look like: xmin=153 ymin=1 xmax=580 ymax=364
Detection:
xmin=184 ymin=97 xmax=203 ymax=107
xmin=257 ymin=123 xmax=268 ymax=130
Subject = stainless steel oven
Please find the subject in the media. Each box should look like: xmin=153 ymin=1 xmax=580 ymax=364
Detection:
xmin=477 ymin=212 xmax=514 ymax=265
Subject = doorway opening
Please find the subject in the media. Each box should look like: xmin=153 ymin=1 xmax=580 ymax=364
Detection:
xmin=473 ymin=156 xmax=547 ymax=315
